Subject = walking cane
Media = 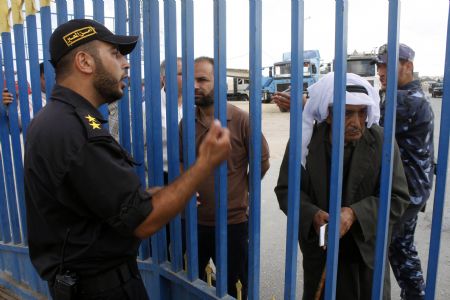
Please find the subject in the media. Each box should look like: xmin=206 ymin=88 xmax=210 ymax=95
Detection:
xmin=314 ymin=266 xmax=326 ymax=300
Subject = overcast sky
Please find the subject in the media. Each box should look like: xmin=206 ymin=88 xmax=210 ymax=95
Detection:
xmin=97 ymin=0 xmax=448 ymax=76
xmin=188 ymin=0 xmax=448 ymax=77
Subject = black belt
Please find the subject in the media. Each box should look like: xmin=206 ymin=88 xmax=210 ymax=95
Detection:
xmin=77 ymin=260 xmax=140 ymax=295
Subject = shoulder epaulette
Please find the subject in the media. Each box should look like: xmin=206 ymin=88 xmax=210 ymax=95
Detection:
xmin=74 ymin=108 xmax=110 ymax=139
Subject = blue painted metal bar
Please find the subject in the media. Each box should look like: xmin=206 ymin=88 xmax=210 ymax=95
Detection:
xmin=25 ymin=4 xmax=44 ymax=116
xmin=73 ymin=0 xmax=85 ymax=19
xmin=40 ymin=3 xmax=55 ymax=101
xmin=213 ymin=0 xmax=228 ymax=296
xmin=55 ymin=0 xmax=68 ymax=25
xmin=181 ymin=0 xmax=199 ymax=282
xmin=142 ymin=0 xmax=166 ymax=276
xmin=0 ymin=46 xmax=12 ymax=243
xmin=1 ymin=31 xmax=24 ymax=245
xmin=283 ymin=1 xmax=304 ymax=299
xmin=425 ymin=4 xmax=450 ymax=299
xmin=248 ymin=0 xmax=263 ymax=299
xmin=113 ymin=0 xmax=131 ymax=150
xmin=163 ymin=0 xmax=183 ymax=272
xmin=371 ymin=2 xmax=400 ymax=299
xmin=324 ymin=0 xmax=348 ymax=299
xmin=92 ymin=0 xmax=109 ymax=122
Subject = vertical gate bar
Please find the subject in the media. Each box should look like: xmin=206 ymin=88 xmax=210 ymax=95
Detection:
xmin=92 ymin=0 xmax=109 ymax=122
xmin=25 ymin=0 xmax=44 ymax=115
xmin=40 ymin=0 xmax=55 ymax=101
xmin=73 ymin=0 xmax=85 ymax=19
xmin=0 ymin=45 xmax=12 ymax=244
xmin=1 ymin=10 xmax=23 ymax=245
xmin=128 ymin=0 xmax=145 ymax=184
xmin=12 ymin=0 xmax=31 ymax=135
xmin=248 ymin=0 xmax=262 ymax=299
xmin=143 ymin=0 xmax=166 ymax=269
xmin=324 ymin=0 xmax=348 ymax=299
xmin=114 ymin=0 xmax=131 ymax=150
xmin=55 ymin=0 xmax=68 ymax=25
xmin=11 ymin=0 xmax=28 ymax=243
xmin=425 ymin=3 xmax=450 ymax=299
xmin=163 ymin=0 xmax=182 ymax=271
xmin=213 ymin=0 xmax=228 ymax=296
xmin=128 ymin=0 xmax=149 ymax=261
xmin=283 ymin=1 xmax=304 ymax=299
xmin=181 ymin=0 xmax=199 ymax=282
xmin=371 ymin=1 xmax=400 ymax=299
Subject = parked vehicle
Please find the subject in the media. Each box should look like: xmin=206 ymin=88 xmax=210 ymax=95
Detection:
xmin=432 ymin=82 xmax=443 ymax=98
xmin=261 ymin=50 xmax=321 ymax=102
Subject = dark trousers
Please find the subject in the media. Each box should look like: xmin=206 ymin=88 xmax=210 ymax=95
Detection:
xmin=193 ymin=222 xmax=249 ymax=299
xmin=389 ymin=212 xmax=425 ymax=300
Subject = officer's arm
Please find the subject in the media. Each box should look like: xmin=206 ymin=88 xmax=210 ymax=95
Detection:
xmin=134 ymin=121 xmax=230 ymax=239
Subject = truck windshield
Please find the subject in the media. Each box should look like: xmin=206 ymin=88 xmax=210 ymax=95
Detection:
xmin=274 ymin=62 xmax=314 ymax=78
xmin=347 ymin=60 xmax=376 ymax=77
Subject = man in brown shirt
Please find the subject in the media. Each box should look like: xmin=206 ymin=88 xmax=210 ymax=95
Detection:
xmin=180 ymin=56 xmax=270 ymax=299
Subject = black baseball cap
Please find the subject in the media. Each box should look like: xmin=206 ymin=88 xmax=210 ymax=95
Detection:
xmin=371 ymin=43 xmax=415 ymax=65
xmin=49 ymin=19 xmax=139 ymax=67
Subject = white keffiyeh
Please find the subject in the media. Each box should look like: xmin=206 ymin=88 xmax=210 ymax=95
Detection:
xmin=301 ymin=72 xmax=380 ymax=167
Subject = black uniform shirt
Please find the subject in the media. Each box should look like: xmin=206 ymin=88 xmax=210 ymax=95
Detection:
xmin=24 ymin=85 xmax=152 ymax=281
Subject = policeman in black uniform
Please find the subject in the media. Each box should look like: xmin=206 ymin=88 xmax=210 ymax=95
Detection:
xmin=24 ymin=19 xmax=231 ymax=300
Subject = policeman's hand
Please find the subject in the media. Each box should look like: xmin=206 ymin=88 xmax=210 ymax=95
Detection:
xmin=339 ymin=207 xmax=356 ymax=237
xmin=272 ymin=92 xmax=291 ymax=112
xmin=146 ymin=186 xmax=163 ymax=196
xmin=2 ymin=89 xmax=13 ymax=106
xmin=313 ymin=210 xmax=329 ymax=235
xmin=197 ymin=120 xmax=231 ymax=171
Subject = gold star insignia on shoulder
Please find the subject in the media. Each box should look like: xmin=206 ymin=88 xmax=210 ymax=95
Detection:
xmin=85 ymin=114 xmax=101 ymax=130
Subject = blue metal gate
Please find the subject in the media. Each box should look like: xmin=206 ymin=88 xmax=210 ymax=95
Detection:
xmin=0 ymin=0 xmax=449 ymax=299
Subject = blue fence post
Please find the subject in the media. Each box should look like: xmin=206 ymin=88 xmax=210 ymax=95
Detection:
xmin=181 ymin=0 xmax=199 ymax=283
xmin=114 ymin=0 xmax=131 ymax=150
xmin=248 ymin=0 xmax=262 ymax=299
xmin=73 ymin=0 xmax=85 ymax=19
xmin=324 ymin=0 xmax=348 ymax=299
xmin=163 ymin=0 xmax=182 ymax=271
xmin=25 ymin=0 xmax=44 ymax=116
xmin=213 ymin=0 xmax=228 ymax=296
xmin=425 ymin=4 xmax=450 ymax=299
xmin=371 ymin=1 xmax=400 ymax=299
xmin=40 ymin=0 xmax=55 ymax=101
xmin=55 ymin=0 xmax=68 ymax=25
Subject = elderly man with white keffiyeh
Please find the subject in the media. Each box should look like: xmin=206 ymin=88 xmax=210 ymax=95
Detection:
xmin=275 ymin=72 xmax=410 ymax=300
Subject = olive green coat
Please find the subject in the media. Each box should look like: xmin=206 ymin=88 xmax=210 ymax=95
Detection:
xmin=275 ymin=123 xmax=409 ymax=299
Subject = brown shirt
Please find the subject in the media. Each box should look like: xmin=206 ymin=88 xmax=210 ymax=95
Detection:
xmin=180 ymin=103 xmax=270 ymax=226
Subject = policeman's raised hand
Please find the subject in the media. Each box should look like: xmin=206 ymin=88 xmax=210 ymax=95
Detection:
xmin=339 ymin=206 xmax=356 ymax=237
xmin=2 ymin=89 xmax=13 ymax=106
xmin=313 ymin=210 xmax=329 ymax=235
xmin=197 ymin=120 xmax=231 ymax=171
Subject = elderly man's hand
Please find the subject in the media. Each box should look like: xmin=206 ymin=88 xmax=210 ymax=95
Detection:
xmin=2 ymin=89 xmax=13 ymax=106
xmin=340 ymin=207 xmax=356 ymax=237
xmin=313 ymin=210 xmax=329 ymax=234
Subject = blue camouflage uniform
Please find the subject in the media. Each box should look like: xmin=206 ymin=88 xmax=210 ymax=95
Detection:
xmin=380 ymin=80 xmax=435 ymax=300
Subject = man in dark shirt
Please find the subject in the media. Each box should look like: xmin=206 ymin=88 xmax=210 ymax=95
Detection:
xmin=24 ymin=19 xmax=231 ymax=299
xmin=373 ymin=43 xmax=435 ymax=300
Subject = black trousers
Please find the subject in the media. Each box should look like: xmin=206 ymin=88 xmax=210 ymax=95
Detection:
xmin=195 ymin=222 xmax=249 ymax=299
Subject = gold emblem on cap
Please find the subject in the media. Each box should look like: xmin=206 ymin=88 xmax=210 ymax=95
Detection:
xmin=85 ymin=114 xmax=101 ymax=130
xmin=63 ymin=26 xmax=97 ymax=46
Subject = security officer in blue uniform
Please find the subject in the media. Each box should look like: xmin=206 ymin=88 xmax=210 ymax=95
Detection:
xmin=24 ymin=19 xmax=231 ymax=300
xmin=373 ymin=43 xmax=435 ymax=300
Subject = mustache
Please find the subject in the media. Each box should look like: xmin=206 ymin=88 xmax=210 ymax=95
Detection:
xmin=345 ymin=126 xmax=362 ymax=134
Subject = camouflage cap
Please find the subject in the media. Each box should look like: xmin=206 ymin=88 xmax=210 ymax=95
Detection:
xmin=371 ymin=43 xmax=415 ymax=65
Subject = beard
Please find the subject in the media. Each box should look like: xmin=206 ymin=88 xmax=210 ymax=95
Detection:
xmin=195 ymin=91 xmax=215 ymax=107
xmin=92 ymin=56 xmax=124 ymax=104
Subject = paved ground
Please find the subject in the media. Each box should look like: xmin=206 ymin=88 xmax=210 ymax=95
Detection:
xmin=232 ymin=95 xmax=450 ymax=300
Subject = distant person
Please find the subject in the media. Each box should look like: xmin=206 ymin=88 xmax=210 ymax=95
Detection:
xmin=373 ymin=43 xmax=435 ymax=300
xmin=180 ymin=56 xmax=270 ymax=299
xmin=275 ymin=72 xmax=409 ymax=299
